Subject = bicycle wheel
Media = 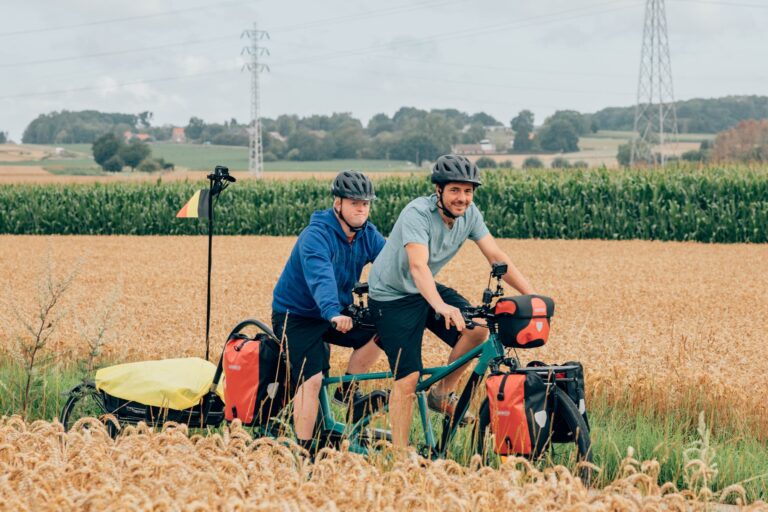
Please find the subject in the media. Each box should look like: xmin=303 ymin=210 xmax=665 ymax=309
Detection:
xmin=473 ymin=387 xmax=593 ymax=486
xmin=60 ymin=382 xmax=119 ymax=437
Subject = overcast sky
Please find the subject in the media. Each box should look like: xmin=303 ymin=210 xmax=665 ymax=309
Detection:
xmin=1 ymin=0 xmax=766 ymax=140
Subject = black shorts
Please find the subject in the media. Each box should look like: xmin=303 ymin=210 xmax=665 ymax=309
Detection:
xmin=272 ymin=309 xmax=377 ymax=386
xmin=368 ymin=283 xmax=471 ymax=380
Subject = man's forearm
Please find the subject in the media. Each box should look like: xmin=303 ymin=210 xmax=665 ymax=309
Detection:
xmin=504 ymin=263 xmax=534 ymax=295
xmin=490 ymin=252 xmax=534 ymax=295
xmin=410 ymin=264 xmax=444 ymax=309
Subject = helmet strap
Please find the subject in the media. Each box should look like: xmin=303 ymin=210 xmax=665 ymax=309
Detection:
xmin=436 ymin=186 xmax=460 ymax=220
xmin=334 ymin=200 xmax=366 ymax=233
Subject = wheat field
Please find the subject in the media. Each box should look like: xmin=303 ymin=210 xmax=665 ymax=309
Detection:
xmin=0 ymin=416 xmax=761 ymax=511
xmin=1 ymin=235 xmax=766 ymax=429
xmin=1 ymin=235 xmax=767 ymax=508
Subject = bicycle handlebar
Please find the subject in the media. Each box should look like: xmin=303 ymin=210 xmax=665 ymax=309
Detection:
xmin=339 ymin=273 xmax=500 ymax=331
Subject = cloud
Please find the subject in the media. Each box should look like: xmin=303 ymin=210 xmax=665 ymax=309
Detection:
xmin=382 ymin=35 xmax=440 ymax=60
xmin=181 ymin=55 xmax=214 ymax=75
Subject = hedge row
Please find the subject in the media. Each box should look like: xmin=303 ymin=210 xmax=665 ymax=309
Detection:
xmin=0 ymin=167 xmax=766 ymax=242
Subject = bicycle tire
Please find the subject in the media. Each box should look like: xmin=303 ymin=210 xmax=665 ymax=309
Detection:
xmin=60 ymin=382 xmax=119 ymax=437
xmin=473 ymin=387 xmax=593 ymax=486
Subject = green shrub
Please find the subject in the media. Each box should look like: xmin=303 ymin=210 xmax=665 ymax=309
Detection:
xmin=137 ymin=158 xmax=161 ymax=173
xmin=475 ymin=157 xmax=497 ymax=169
xmin=523 ymin=157 xmax=544 ymax=169
xmin=103 ymin=155 xmax=124 ymax=172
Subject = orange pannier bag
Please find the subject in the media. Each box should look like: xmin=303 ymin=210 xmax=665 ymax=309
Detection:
xmin=493 ymin=295 xmax=555 ymax=349
xmin=485 ymin=371 xmax=552 ymax=456
xmin=221 ymin=333 xmax=288 ymax=425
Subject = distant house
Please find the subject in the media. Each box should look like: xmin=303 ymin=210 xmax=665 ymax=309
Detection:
xmin=171 ymin=127 xmax=186 ymax=143
xmin=452 ymin=144 xmax=483 ymax=155
xmin=452 ymin=141 xmax=496 ymax=155
xmin=479 ymin=139 xmax=495 ymax=152
xmin=123 ymin=131 xmax=152 ymax=142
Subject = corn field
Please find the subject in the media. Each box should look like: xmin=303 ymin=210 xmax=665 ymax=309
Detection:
xmin=0 ymin=166 xmax=766 ymax=242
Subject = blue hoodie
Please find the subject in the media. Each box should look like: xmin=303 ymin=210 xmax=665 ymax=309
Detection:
xmin=272 ymin=208 xmax=386 ymax=321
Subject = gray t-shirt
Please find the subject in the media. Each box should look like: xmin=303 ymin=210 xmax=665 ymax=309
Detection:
xmin=369 ymin=194 xmax=490 ymax=301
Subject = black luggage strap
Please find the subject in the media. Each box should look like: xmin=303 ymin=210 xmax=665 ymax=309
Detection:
xmin=497 ymin=373 xmax=510 ymax=402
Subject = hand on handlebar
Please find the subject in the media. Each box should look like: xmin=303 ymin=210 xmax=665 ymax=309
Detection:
xmin=434 ymin=303 xmax=466 ymax=332
xmin=331 ymin=315 xmax=354 ymax=333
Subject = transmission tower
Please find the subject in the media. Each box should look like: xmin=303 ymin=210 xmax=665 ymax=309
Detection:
xmin=631 ymin=0 xmax=678 ymax=166
xmin=241 ymin=23 xmax=270 ymax=177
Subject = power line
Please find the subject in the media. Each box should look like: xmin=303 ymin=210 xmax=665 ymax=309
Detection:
xmin=0 ymin=0 xmax=256 ymax=38
xmin=274 ymin=39 xmax=637 ymax=79
xmin=301 ymin=59 xmax=633 ymax=98
xmin=0 ymin=0 xmax=459 ymax=68
xmin=0 ymin=67 xmax=240 ymax=100
xmin=0 ymin=0 xmax=640 ymax=100
xmin=272 ymin=0 xmax=643 ymax=68
xmin=671 ymin=0 xmax=768 ymax=8
xmin=270 ymin=0 xmax=465 ymax=32
xmin=0 ymin=36 xmax=234 ymax=68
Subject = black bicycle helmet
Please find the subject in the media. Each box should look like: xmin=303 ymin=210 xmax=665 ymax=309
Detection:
xmin=430 ymin=154 xmax=482 ymax=187
xmin=331 ymin=170 xmax=376 ymax=200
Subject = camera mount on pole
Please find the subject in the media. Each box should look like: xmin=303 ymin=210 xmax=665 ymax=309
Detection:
xmin=204 ymin=165 xmax=236 ymax=361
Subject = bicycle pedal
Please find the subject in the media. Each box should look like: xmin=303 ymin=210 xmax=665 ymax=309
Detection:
xmin=362 ymin=427 xmax=392 ymax=445
xmin=350 ymin=390 xmax=389 ymax=424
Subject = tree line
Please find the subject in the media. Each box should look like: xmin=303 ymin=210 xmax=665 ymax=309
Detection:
xmin=591 ymin=95 xmax=768 ymax=134
xmin=18 ymin=94 xmax=768 ymax=165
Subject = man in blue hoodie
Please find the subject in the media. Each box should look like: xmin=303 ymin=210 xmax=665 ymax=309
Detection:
xmin=272 ymin=170 xmax=386 ymax=453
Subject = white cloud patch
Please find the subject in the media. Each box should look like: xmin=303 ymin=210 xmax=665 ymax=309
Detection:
xmin=383 ymin=35 xmax=440 ymax=60
xmin=94 ymin=75 xmax=166 ymax=104
xmin=181 ymin=56 xmax=214 ymax=75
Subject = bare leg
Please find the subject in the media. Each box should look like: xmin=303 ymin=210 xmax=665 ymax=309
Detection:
xmin=345 ymin=336 xmax=383 ymax=374
xmin=435 ymin=327 xmax=487 ymax=395
xmin=389 ymin=371 xmax=419 ymax=447
xmin=293 ymin=372 xmax=323 ymax=440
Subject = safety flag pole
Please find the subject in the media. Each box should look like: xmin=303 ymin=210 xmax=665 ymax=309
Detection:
xmin=205 ymin=177 xmax=214 ymax=362
xmin=176 ymin=165 xmax=235 ymax=361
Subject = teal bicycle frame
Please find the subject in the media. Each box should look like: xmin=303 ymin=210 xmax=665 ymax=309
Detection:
xmin=317 ymin=330 xmax=507 ymax=457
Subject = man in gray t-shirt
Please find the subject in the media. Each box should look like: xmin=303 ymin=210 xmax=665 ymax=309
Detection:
xmin=368 ymin=154 xmax=535 ymax=448
xmin=368 ymin=193 xmax=489 ymax=300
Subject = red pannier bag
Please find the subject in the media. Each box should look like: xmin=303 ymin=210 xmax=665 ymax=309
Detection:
xmin=485 ymin=371 xmax=552 ymax=456
xmin=493 ymin=295 xmax=555 ymax=349
xmin=222 ymin=333 xmax=288 ymax=425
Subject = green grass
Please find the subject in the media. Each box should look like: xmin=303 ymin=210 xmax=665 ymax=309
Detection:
xmin=2 ymin=358 xmax=766 ymax=502
xmin=48 ymin=143 xmax=417 ymax=173
xmin=0 ymin=159 xmax=54 ymax=166
xmin=44 ymin=165 xmax=106 ymax=176
xmin=591 ymin=130 xmax=716 ymax=142
xmin=0 ymin=157 xmax=102 ymax=174
xmin=145 ymin=142 xmax=416 ymax=172
xmin=263 ymin=159 xmax=418 ymax=172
